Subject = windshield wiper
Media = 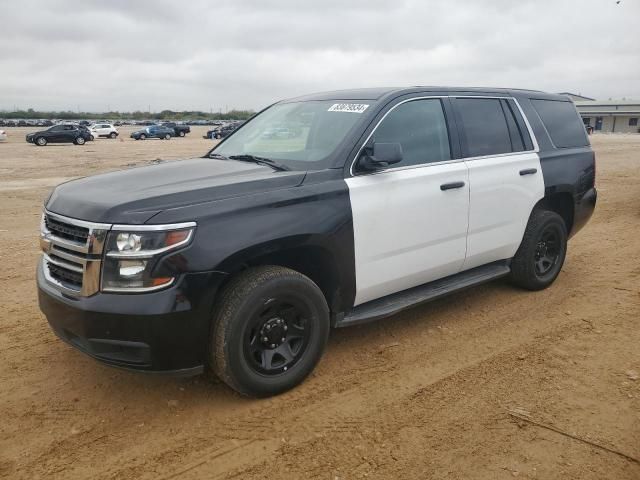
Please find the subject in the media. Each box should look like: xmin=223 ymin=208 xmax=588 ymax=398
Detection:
xmin=228 ymin=154 xmax=290 ymax=171
xmin=208 ymin=152 xmax=229 ymax=160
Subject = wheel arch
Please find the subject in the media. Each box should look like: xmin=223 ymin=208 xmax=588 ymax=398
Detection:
xmin=215 ymin=239 xmax=346 ymax=315
xmin=534 ymin=191 xmax=574 ymax=235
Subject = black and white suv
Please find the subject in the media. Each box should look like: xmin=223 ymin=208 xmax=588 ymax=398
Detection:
xmin=38 ymin=87 xmax=596 ymax=397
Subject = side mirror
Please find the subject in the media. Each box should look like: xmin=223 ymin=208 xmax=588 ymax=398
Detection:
xmin=358 ymin=142 xmax=403 ymax=172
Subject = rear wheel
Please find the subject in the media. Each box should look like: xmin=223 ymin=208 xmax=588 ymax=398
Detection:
xmin=210 ymin=266 xmax=330 ymax=397
xmin=74 ymin=136 xmax=86 ymax=145
xmin=35 ymin=136 xmax=47 ymax=146
xmin=164 ymin=133 xmax=171 ymax=140
xmin=178 ymin=131 xmax=185 ymax=137
xmin=510 ymin=209 xmax=567 ymax=290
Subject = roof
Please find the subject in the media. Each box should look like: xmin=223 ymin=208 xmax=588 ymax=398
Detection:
xmin=574 ymin=99 xmax=640 ymax=115
xmin=558 ymin=92 xmax=595 ymax=101
xmin=575 ymin=100 xmax=640 ymax=106
xmin=283 ymin=86 xmax=562 ymax=103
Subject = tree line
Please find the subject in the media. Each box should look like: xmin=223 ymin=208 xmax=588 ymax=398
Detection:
xmin=0 ymin=108 xmax=255 ymax=120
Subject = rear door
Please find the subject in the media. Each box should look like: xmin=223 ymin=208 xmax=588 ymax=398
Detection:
xmin=346 ymin=97 xmax=470 ymax=306
xmin=452 ymin=97 xmax=544 ymax=270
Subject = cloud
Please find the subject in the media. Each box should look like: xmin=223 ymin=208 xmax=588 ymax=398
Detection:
xmin=0 ymin=0 xmax=638 ymax=111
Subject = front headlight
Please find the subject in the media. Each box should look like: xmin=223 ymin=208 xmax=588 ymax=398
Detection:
xmin=101 ymin=223 xmax=195 ymax=292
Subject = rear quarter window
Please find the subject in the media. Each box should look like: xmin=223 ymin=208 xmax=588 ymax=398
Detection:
xmin=531 ymin=99 xmax=588 ymax=148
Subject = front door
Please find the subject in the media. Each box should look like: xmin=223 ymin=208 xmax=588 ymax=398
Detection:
xmin=346 ymin=98 xmax=470 ymax=306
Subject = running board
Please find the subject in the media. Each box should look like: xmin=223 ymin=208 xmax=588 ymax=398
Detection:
xmin=336 ymin=261 xmax=511 ymax=327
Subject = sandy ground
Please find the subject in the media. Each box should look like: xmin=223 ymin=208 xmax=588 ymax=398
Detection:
xmin=0 ymin=128 xmax=638 ymax=479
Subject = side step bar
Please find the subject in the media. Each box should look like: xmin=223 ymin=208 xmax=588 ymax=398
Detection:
xmin=336 ymin=261 xmax=511 ymax=328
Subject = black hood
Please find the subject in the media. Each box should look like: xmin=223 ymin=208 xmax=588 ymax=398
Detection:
xmin=46 ymin=158 xmax=306 ymax=224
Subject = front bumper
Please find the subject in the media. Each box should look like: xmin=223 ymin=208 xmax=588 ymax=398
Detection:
xmin=37 ymin=258 xmax=227 ymax=375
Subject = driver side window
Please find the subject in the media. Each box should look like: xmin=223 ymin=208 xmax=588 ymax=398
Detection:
xmin=372 ymin=99 xmax=451 ymax=168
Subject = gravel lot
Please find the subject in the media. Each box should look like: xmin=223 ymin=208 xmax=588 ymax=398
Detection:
xmin=0 ymin=128 xmax=638 ymax=479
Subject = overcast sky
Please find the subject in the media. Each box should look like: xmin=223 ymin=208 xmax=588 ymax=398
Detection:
xmin=0 ymin=0 xmax=638 ymax=112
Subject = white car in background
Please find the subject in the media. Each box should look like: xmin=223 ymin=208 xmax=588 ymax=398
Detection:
xmin=0 ymin=130 xmax=6 ymax=142
xmin=90 ymin=123 xmax=119 ymax=139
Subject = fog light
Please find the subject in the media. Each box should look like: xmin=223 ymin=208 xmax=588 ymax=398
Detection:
xmin=116 ymin=233 xmax=142 ymax=252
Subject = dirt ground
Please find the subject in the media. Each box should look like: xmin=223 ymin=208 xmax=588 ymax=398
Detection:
xmin=0 ymin=127 xmax=638 ymax=479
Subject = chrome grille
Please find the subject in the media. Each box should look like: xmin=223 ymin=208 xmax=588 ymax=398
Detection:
xmin=40 ymin=211 xmax=112 ymax=296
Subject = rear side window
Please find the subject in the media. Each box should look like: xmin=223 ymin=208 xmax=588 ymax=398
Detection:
xmin=531 ymin=99 xmax=588 ymax=148
xmin=456 ymin=98 xmax=512 ymax=157
xmin=372 ymin=99 xmax=451 ymax=168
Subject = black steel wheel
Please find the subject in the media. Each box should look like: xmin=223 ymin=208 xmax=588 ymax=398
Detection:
xmin=210 ymin=266 xmax=329 ymax=397
xmin=510 ymin=209 xmax=567 ymax=290
xmin=534 ymin=226 xmax=562 ymax=277
xmin=243 ymin=296 xmax=312 ymax=375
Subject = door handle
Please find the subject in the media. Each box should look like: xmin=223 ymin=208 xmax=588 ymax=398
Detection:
xmin=519 ymin=168 xmax=537 ymax=176
xmin=440 ymin=181 xmax=465 ymax=191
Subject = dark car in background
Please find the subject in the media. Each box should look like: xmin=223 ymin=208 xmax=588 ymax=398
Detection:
xmin=26 ymin=124 xmax=92 ymax=146
xmin=130 ymin=125 xmax=174 ymax=140
xmin=204 ymin=123 xmax=242 ymax=139
xmin=161 ymin=122 xmax=191 ymax=137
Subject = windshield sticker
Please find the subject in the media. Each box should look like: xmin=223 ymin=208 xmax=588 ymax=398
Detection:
xmin=328 ymin=103 xmax=369 ymax=113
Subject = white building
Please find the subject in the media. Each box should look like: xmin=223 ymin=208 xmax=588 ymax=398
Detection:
xmin=573 ymin=99 xmax=640 ymax=134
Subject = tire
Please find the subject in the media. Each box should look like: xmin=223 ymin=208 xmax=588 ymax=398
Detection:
xmin=509 ymin=209 xmax=567 ymax=291
xmin=164 ymin=133 xmax=171 ymax=140
xmin=35 ymin=136 xmax=47 ymax=146
xmin=109 ymin=132 xmax=117 ymax=139
xmin=75 ymin=136 xmax=86 ymax=145
xmin=89 ymin=135 xmax=95 ymax=141
xmin=178 ymin=131 xmax=185 ymax=137
xmin=210 ymin=266 xmax=330 ymax=397
xmin=139 ymin=134 xmax=146 ymax=140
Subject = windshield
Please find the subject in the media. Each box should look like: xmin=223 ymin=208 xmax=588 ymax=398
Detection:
xmin=211 ymin=100 xmax=371 ymax=170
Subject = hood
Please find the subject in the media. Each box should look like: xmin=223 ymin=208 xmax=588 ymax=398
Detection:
xmin=46 ymin=157 xmax=306 ymax=224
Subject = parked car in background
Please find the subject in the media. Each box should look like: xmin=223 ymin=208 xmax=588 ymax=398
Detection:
xmin=161 ymin=122 xmax=191 ymax=137
xmin=90 ymin=123 xmax=119 ymax=139
xmin=26 ymin=124 xmax=92 ymax=146
xmin=130 ymin=125 xmax=174 ymax=140
xmin=78 ymin=125 xmax=96 ymax=141
xmin=204 ymin=123 xmax=240 ymax=139
xmin=0 ymin=130 xmax=6 ymax=142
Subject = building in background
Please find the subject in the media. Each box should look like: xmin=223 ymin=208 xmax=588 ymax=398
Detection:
xmin=573 ymin=99 xmax=640 ymax=133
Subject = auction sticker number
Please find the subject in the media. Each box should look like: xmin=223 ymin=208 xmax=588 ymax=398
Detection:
xmin=328 ymin=103 xmax=369 ymax=113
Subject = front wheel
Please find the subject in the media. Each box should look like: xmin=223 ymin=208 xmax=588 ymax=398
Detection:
xmin=109 ymin=132 xmax=117 ymax=139
xmin=35 ymin=136 xmax=47 ymax=146
xmin=210 ymin=266 xmax=330 ymax=397
xmin=139 ymin=133 xmax=146 ymax=140
xmin=509 ymin=209 xmax=567 ymax=290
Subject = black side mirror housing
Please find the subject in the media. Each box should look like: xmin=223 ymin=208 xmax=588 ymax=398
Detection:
xmin=358 ymin=142 xmax=403 ymax=172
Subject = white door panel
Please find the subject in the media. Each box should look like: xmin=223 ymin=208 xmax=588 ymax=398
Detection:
xmin=462 ymin=152 xmax=544 ymax=270
xmin=347 ymin=162 xmax=469 ymax=306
